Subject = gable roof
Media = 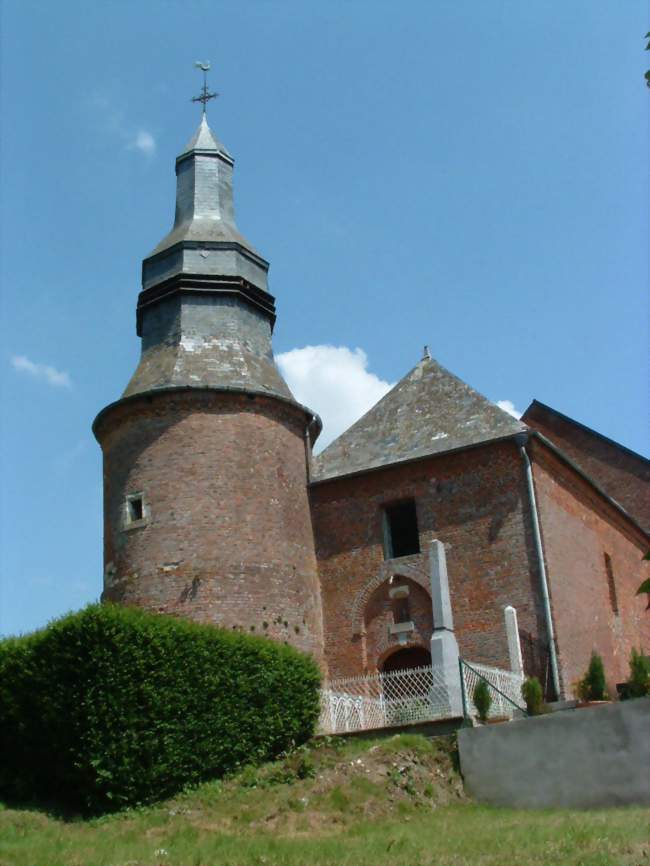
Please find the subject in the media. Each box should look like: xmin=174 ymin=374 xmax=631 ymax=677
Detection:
xmin=530 ymin=431 xmax=650 ymax=543
xmin=311 ymin=355 xmax=526 ymax=482
xmin=523 ymin=400 xmax=650 ymax=466
xmin=522 ymin=399 xmax=650 ymax=534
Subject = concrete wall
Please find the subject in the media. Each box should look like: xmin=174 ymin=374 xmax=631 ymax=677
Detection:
xmin=458 ymin=698 xmax=650 ymax=808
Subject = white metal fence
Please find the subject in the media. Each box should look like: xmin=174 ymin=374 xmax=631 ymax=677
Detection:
xmin=461 ymin=660 xmax=526 ymax=720
xmin=319 ymin=664 xmax=451 ymax=734
xmin=319 ymin=660 xmax=526 ymax=734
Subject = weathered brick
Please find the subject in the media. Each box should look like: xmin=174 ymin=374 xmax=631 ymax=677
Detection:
xmin=310 ymin=436 xmax=649 ymax=697
xmin=310 ymin=440 xmax=549 ymax=681
xmin=95 ymin=389 xmax=325 ymax=665
xmin=530 ymin=437 xmax=649 ymax=696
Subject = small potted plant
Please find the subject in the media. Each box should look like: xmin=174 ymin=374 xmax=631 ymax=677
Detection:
xmin=521 ymin=676 xmax=547 ymax=716
xmin=621 ymin=648 xmax=650 ymax=699
xmin=576 ymin=651 xmax=609 ymax=707
xmin=473 ymin=679 xmax=498 ymax=724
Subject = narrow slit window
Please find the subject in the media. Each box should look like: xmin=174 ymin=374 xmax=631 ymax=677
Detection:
xmin=126 ymin=494 xmax=144 ymax=525
xmin=395 ymin=597 xmax=411 ymax=624
xmin=604 ymin=552 xmax=618 ymax=615
xmin=384 ymin=500 xmax=420 ymax=559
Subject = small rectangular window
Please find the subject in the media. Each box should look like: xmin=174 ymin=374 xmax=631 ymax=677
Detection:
xmin=383 ymin=500 xmax=420 ymax=559
xmin=604 ymin=552 xmax=618 ymax=615
xmin=394 ymin=597 xmax=411 ymax=624
xmin=126 ymin=494 xmax=144 ymax=525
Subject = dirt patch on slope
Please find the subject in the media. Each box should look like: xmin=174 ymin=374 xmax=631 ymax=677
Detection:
xmin=175 ymin=733 xmax=467 ymax=837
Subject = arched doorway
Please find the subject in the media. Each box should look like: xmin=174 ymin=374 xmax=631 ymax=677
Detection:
xmin=382 ymin=646 xmax=431 ymax=674
xmin=381 ymin=646 xmax=433 ymax=720
xmin=362 ymin=577 xmax=434 ymax=675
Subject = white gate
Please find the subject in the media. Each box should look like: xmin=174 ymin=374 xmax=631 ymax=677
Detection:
xmin=460 ymin=660 xmax=526 ymax=719
xmin=319 ymin=664 xmax=450 ymax=734
xmin=319 ymin=661 xmax=526 ymax=734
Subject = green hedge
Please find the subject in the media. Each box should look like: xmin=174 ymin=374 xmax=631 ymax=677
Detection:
xmin=0 ymin=604 xmax=321 ymax=814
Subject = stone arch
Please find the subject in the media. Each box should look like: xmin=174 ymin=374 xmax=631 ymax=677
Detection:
xmin=379 ymin=643 xmax=432 ymax=672
xmin=361 ymin=575 xmax=434 ymax=673
xmin=350 ymin=558 xmax=430 ymax=637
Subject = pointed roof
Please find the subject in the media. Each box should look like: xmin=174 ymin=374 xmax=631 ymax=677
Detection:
xmin=177 ymin=114 xmax=232 ymax=162
xmin=143 ymin=115 xmax=266 ymax=286
xmin=312 ymin=355 xmax=526 ymax=482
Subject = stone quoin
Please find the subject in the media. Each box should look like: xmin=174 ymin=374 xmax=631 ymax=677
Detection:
xmin=94 ymin=97 xmax=649 ymax=697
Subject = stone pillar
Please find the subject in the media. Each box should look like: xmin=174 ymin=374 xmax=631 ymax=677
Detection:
xmin=429 ymin=539 xmax=462 ymax=716
xmin=504 ymin=605 xmax=524 ymax=677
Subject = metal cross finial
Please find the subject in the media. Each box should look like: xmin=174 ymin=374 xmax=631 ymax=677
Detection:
xmin=192 ymin=61 xmax=218 ymax=115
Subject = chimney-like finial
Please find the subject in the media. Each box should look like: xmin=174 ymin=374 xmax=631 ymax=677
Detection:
xmin=192 ymin=61 xmax=218 ymax=116
xmin=422 ymin=345 xmax=431 ymax=360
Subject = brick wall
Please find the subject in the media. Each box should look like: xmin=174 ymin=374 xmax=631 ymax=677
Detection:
xmin=523 ymin=402 xmax=650 ymax=533
xmin=93 ymin=386 xmax=649 ymax=694
xmin=310 ymin=440 xmax=549 ymax=681
xmin=530 ymin=438 xmax=650 ymax=697
xmin=95 ymin=389 xmax=325 ymax=663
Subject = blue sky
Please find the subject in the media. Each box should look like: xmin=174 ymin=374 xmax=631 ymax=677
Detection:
xmin=1 ymin=1 xmax=648 ymax=637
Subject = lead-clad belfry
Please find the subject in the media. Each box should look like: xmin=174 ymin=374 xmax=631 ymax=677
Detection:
xmin=94 ymin=85 xmax=650 ymax=703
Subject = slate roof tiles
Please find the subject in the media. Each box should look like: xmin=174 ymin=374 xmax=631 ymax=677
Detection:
xmin=312 ymin=355 xmax=526 ymax=482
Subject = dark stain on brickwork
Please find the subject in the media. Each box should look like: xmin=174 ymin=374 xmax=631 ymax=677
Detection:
xmin=179 ymin=577 xmax=201 ymax=603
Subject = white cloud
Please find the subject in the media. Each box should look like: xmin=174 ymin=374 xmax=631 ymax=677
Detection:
xmin=497 ymin=399 xmax=522 ymax=419
xmin=276 ymin=345 xmax=393 ymax=452
xmin=10 ymin=355 xmax=72 ymax=389
xmin=129 ymin=129 xmax=156 ymax=156
xmin=89 ymin=93 xmax=155 ymax=158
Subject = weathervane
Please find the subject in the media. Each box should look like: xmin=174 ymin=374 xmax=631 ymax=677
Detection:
xmin=192 ymin=61 xmax=218 ymax=116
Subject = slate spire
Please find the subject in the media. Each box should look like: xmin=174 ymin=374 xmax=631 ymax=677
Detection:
xmin=123 ymin=115 xmax=296 ymax=404
xmin=180 ymin=112 xmax=229 ymax=155
xmin=143 ymin=114 xmax=267 ymax=295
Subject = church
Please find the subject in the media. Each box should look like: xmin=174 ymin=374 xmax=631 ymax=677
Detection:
xmin=93 ymin=104 xmax=649 ymax=706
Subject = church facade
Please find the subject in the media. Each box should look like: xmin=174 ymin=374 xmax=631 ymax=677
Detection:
xmin=93 ymin=113 xmax=649 ymax=701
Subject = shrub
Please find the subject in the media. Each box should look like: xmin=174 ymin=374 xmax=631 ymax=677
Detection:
xmin=521 ymin=676 xmax=544 ymax=716
xmin=473 ymin=679 xmax=492 ymax=722
xmin=0 ymin=603 xmax=321 ymax=814
xmin=626 ymin=648 xmax=650 ymax=699
xmin=576 ymin=651 xmax=608 ymax=702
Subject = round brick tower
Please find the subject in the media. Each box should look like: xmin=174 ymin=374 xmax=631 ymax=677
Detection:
xmin=93 ymin=112 xmax=325 ymax=662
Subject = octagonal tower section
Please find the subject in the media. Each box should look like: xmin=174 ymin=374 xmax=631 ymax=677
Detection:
xmin=93 ymin=116 xmax=325 ymax=664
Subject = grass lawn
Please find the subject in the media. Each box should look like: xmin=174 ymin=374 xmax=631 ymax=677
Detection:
xmin=1 ymin=734 xmax=648 ymax=866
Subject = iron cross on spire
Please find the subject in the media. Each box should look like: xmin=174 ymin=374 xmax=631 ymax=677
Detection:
xmin=192 ymin=61 xmax=218 ymax=115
